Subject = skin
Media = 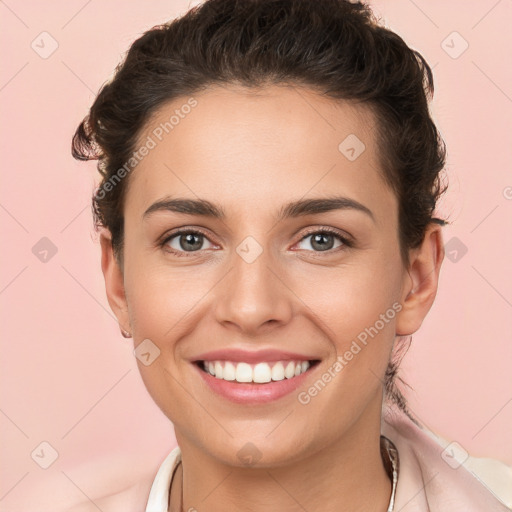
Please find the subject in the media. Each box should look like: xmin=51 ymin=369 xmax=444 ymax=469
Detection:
xmin=100 ymin=84 xmax=444 ymax=512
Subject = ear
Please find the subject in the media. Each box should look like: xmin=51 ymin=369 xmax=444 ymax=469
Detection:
xmin=395 ymin=223 xmax=445 ymax=336
xmin=99 ymin=229 xmax=131 ymax=333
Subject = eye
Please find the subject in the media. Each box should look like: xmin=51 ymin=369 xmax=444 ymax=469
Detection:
xmin=161 ymin=229 xmax=216 ymax=256
xmin=294 ymin=228 xmax=352 ymax=253
xmin=160 ymin=226 xmax=352 ymax=258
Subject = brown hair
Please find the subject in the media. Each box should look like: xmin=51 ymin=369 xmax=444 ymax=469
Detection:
xmin=71 ymin=0 xmax=447 ymax=416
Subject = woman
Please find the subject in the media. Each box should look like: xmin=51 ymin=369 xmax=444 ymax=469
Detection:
xmin=71 ymin=0 xmax=511 ymax=510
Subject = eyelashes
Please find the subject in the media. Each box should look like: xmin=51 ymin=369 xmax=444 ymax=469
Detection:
xmin=159 ymin=226 xmax=354 ymax=258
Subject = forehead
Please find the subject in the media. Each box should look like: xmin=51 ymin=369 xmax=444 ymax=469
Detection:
xmin=126 ymin=84 xmax=395 ymax=222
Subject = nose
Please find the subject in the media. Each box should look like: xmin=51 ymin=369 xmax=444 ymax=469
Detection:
xmin=213 ymin=244 xmax=294 ymax=336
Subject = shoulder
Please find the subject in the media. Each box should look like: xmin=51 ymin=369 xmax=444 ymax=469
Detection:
xmin=17 ymin=454 xmax=162 ymax=512
xmin=381 ymin=404 xmax=512 ymax=511
xmin=65 ymin=473 xmax=156 ymax=512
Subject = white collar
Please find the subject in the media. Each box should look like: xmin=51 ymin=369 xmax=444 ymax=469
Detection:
xmin=145 ymin=445 xmax=181 ymax=512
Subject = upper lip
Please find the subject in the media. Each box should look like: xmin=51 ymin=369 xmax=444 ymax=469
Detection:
xmin=191 ymin=348 xmax=319 ymax=364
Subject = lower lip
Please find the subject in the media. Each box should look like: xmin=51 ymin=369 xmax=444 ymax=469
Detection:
xmin=193 ymin=362 xmax=319 ymax=404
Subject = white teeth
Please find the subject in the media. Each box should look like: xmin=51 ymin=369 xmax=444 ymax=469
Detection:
xmin=253 ymin=362 xmax=272 ymax=383
xmin=223 ymin=361 xmax=236 ymax=381
xmin=235 ymin=362 xmax=253 ymax=382
xmin=214 ymin=361 xmax=223 ymax=379
xmin=271 ymin=362 xmax=285 ymax=381
xmin=284 ymin=361 xmax=296 ymax=379
xmin=201 ymin=359 xmax=312 ymax=383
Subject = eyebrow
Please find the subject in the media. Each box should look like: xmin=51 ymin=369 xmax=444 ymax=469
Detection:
xmin=142 ymin=195 xmax=375 ymax=223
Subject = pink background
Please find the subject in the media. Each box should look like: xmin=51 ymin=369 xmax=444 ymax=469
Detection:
xmin=1 ymin=0 xmax=511 ymax=509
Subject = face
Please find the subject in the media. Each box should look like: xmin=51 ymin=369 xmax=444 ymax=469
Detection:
xmin=102 ymin=84 xmax=440 ymax=468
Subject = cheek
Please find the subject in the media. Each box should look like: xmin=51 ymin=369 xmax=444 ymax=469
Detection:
xmin=123 ymin=262 xmax=210 ymax=423
xmin=293 ymin=256 xmax=401 ymax=384
xmin=123 ymin=248 xmax=212 ymax=340
xmin=296 ymin=258 xmax=401 ymax=336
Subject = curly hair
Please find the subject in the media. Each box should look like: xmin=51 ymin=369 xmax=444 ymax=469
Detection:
xmin=71 ymin=0 xmax=447 ymax=416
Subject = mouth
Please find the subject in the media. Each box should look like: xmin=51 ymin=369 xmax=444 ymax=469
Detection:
xmin=192 ymin=358 xmax=322 ymax=404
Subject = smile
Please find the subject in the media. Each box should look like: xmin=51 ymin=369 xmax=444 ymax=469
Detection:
xmin=193 ymin=358 xmax=321 ymax=404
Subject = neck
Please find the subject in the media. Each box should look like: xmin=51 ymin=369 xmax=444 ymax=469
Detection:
xmin=172 ymin=400 xmax=392 ymax=512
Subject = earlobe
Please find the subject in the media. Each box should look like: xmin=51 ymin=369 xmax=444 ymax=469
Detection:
xmin=99 ymin=230 xmax=131 ymax=333
xmin=395 ymin=224 xmax=445 ymax=336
